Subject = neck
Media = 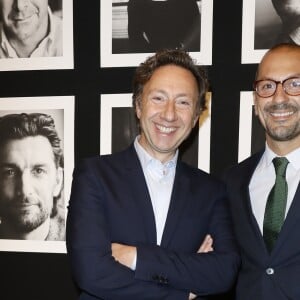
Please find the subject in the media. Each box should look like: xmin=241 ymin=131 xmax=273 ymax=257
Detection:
xmin=0 ymin=218 xmax=50 ymax=240
xmin=267 ymin=137 xmax=300 ymax=156
xmin=137 ymin=136 xmax=176 ymax=163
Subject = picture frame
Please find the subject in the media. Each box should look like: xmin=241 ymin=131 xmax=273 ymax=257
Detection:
xmin=0 ymin=0 xmax=73 ymax=71
xmin=241 ymin=0 xmax=281 ymax=64
xmin=0 ymin=96 xmax=74 ymax=253
xmin=100 ymin=0 xmax=213 ymax=67
xmin=238 ymin=91 xmax=265 ymax=162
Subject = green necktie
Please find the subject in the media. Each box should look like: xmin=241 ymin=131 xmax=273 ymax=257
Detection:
xmin=263 ymin=157 xmax=289 ymax=253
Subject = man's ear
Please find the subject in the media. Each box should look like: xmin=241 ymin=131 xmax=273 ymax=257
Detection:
xmin=53 ymin=167 xmax=63 ymax=197
xmin=253 ymin=93 xmax=259 ymax=116
xmin=136 ymin=101 xmax=142 ymax=119
xmin=192 ymin=114 xmax=200 ymax=128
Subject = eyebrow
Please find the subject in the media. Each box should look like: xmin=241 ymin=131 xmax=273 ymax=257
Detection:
xmin=149 ymin=89 xmax=192 ymax=98
xmin=0 ymin=163 xmax=49 ymax=169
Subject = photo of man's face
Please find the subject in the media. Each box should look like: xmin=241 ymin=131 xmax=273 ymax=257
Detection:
xmin=0 ymin=135 xmax=63 ymax=233
xmin=0 ymin=0 xmax=48 ymax=41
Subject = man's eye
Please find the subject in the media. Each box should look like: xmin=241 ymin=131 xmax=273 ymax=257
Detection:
xmin=179 ymin=100 xmax=190 ymax=106
xmin=152 ymin=96 xmax=163 ymax=102
xmin=177 ymin=98 xmax=191 ymax=107
xmin=291 ymin=80 xmax=300 ymax=87
xmin=1 ymin=169 xmax=16 ymax=177
xmin=262 ymin=83 xmax=274 ymax=90
xmin=32 ymin=168 xmax=46 ymax=175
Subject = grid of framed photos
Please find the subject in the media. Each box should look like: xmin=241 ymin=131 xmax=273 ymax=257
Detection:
xmin=0 ymin=0 xmax=297 ymax=297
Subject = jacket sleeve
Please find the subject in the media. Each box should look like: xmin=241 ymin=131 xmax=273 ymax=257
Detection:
xmin=134 ymin=188 xmax=240 ymax=296
xmin=66 ymin=159 xmax=188 ymax=300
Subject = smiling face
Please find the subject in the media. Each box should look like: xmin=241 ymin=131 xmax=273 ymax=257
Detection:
xmin=0 ymin=136 xmax=63 ymax=234
xmin=254 ymin=45 xmax=300 ymax=154
xmin=0 ymin=0 xmax=48 ymax=42
xmin=136 ymin=65 xmax=199 ymax=162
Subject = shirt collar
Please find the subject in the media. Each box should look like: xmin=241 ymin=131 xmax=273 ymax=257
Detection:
xmin=263 ymin=142 xmax=300 ymax=171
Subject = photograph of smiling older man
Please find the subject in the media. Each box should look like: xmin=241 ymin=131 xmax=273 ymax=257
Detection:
xmin=0 ymin=0 xmax=63 ymax=58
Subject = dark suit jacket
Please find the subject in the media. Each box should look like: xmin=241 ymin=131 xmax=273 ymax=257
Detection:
xmin=66 ymin=144 xmax=240 ymax=300
xmin=224 ymin=151 xmax=300 ymax=300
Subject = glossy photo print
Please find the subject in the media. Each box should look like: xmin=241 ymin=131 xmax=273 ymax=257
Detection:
xmin=0 ymin=96 xmax=74 ymax=253
xmin=100 ymin=0 xmax=213 ymax=67
xmin=0 ymin=0 xmax=73 ymax=70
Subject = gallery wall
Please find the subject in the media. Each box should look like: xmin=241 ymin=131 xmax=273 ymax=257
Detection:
xmin=0 ymin=0 xmax=288 ymax=298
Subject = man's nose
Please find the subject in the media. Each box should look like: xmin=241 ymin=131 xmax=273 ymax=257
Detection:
xmin=272 ymin=83 xmax=289 ymax=103
xmin=17 ymin=171 xmax=33 ymax=197
xmin=13 ymin=0 xmax=29 ymax=11
xmin=161 ymin=100 xmax=178 ymax=121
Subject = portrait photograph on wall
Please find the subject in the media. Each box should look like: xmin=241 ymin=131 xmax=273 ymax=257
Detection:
xmin=100 ymin=93 xmax=211 ymax=172
xmin=0 ymin=96 xmax=74 ymax=253
xmin=100 ymin=0 xmax=213 ymax=67
xmin=242 ymin=0 xmax=300 ymax=63
xmin=0 ymin=0 xmax=73 ymax=71
xmin=238 ymin=92 xmax=265 ymax=162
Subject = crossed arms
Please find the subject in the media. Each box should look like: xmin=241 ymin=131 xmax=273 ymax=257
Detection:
xmin=66 ymin=158 xmax=240 ymax=299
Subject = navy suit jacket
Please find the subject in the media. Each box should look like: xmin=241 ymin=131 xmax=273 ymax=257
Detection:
xmin=224 ymin=151 xmax=300 ymax=300
xmin=66 ymin=145 xmax=239 ymax=300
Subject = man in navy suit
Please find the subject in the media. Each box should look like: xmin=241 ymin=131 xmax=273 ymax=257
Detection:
xmin=224 ymin=43 xmax=300 ymax=300
xmin=66 ymin=49 xmax=240 ymax=299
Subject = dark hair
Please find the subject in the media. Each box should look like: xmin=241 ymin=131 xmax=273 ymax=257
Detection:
xmin=132 ymin=49 xmax=208 ymax=116
xmin=0 ymin=113 xmax=63 ymax=168
xmin=0 ymin=113 xmax=63 ymax=217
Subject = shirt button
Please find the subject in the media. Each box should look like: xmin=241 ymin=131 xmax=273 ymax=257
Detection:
xmin=266 ymin=268 xmax=274 ymax=275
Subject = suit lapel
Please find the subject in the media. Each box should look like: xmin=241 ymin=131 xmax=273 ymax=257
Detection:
xmin=124 ymin=145 xmax=157 ymax=244
xmin=238 ymin=152 xmax=269 ymax=253
xmin=272 ymin=183 xmax=300 ymax=255
xmin=160 ymin=161 xmax=189 ymax=247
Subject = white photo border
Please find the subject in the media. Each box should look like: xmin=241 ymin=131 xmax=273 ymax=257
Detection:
xmin=0 ymin=1 xmax=73 ymax=71
xmin=100 ymin=93 xmax=211 ymax=172
xmin=241 ymin=0 xmax=267 ymax=64
xmin=100 ymin=0 xmax=213 ymax=67
xmin=0 ymin=96 xmax=74 ymax=253
xmin=238 ymin=91 xmax=254 ymax=162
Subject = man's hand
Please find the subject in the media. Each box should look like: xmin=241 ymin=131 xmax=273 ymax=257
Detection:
xmin=189 ymin=235 xmax=214 ymax=299
xmin=198 ymin=234 xmax=213 ymax=253
xmin=111 ymin=243 xmax=137 ymax=268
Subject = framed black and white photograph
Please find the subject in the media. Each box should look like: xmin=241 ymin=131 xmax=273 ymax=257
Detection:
xmin=0 ymin=96 xmax=74 ymax=253
xmin=242 ymin=0 xmax=274 ymax=63
xmin=238 ymin=92 xmax=265 ymax=162
xmin=242 ymin=0 xmax=300 ymax=63
xmin=100 ymin=0 xmax=213 ymax=67
xmin=0 ymin=0 xmax=73 ymax=71
xmin=100 ymin=93 xmax=211 ymax=172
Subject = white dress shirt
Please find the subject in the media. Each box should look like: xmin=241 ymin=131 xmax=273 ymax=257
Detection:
xmin=249 ymin=144 xmax=300 ymax=233
xmin=134 ymin=136 xmax=178 ymax=245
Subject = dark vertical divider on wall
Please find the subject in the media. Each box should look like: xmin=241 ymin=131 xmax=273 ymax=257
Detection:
xmin=210 ymin=0 xmax=247 ymax=176
xmin=0 ymin=0 xmax=262 ymax=298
